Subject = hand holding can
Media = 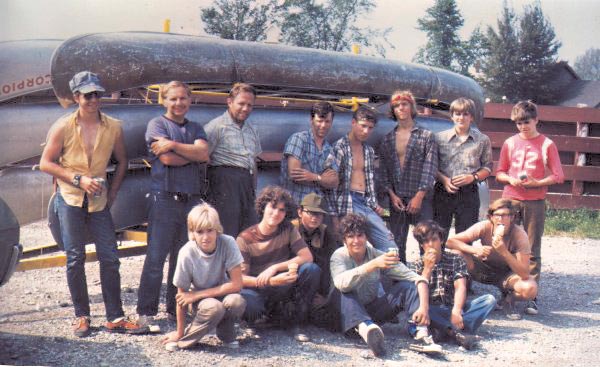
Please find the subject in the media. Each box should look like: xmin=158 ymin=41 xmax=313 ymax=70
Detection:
xmin=93 ymin=177 xmax=105 ymax=197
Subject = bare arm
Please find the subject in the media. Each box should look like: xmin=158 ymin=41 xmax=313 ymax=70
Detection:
xmin=152 ymin=138 xmax=209 ymax=165
xmin=452 ymin=277 xmax=468 ymax=329
xmin=287 ymin=156 xmax=339 ymax=188
xmin=175 ymin=265 xmax=243 ymax=306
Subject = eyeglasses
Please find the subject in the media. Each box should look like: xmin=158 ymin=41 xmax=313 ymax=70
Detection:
xmin=303 ymin=210 xmax=324 ymax=217
xmin=492 ymin=212 xmax=512 ymax=219
xmin=81 ymin=91 xmax=102 ymax=100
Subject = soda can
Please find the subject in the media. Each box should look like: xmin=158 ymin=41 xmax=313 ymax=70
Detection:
xmin=387 ymin=247 xmax=399 ymax=258
xmin=518 ymin=171 xmax=528 ymax=181
xmin=93 ymin=177 xmax=105 ymax=197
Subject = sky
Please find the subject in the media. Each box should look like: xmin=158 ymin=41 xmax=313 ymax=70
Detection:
xmin=0 ymin=0 xmax=598 ymax=64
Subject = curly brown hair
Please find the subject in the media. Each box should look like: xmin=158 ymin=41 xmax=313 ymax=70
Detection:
xmin=255 ymin=185 xmax=296 ymax=223
xmin=339 ymin=213 xmax=368 ymax=238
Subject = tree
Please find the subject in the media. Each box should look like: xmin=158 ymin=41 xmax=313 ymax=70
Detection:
xmin=279 ymin=0 xmax=394 ymax=57
xmin=479 ymin=2 xmax=562 ymax=104
xmin=517 ymin=2 xmax=561 ymax=103
xmin=200 ymin=0 xmax=393 ymax=57
xmin=200 ymin=0 xmax=276 ymax=41
xmin=413 ymin=0 xmax=463 ymax=71
xmin=574 ymin=48 xmax=600 ymax=80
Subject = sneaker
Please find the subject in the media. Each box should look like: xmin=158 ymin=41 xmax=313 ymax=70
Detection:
xmin=504 ymin=295 xmax=522 ymax=320
xmin=72 ymin=316 xmax=91 ymax=338
xmin=357 ymin=322 xmax=386 ymax=357
xmin=105 ymin=316 xmax=151 ymax=334
xmin=291 ymin=326 xmax=311 ymax=343
xmin=453 ymin=332 xmax=480 ymax=350
xmin=164 ymin=342 xmax=179 ymax=352
xmin=495 ymin=291 xmax=508 ymax=311
xmin=524 ymin=299 xmax=539 ymax=315
xmin=409 ymin=329 xmax=443 ymax=354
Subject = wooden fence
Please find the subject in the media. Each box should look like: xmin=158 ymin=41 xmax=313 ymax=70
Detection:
xmin=480 ymin=103 xmax=600 ymax=210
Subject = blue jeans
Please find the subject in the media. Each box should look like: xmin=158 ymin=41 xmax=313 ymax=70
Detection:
xmin=55 ymin=192 xmax=124 ymax=320
xmin=137 ymin=192 xmax=203 ymax=316
xmin=350 ymin=192 xmax=396 ymax=252
xmin=330 ymin=280 xmax=421 ymax=332
xmin=241 ymin=263 xmax=321 ymax=325
xmin=429 ymin=294 xmax=496 ymax=334
xmin=389 ymin=195 xmax=433 ymax=263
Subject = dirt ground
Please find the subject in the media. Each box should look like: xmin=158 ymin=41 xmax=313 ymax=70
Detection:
xmin=1 ymin=221 xmax=599 ymax=366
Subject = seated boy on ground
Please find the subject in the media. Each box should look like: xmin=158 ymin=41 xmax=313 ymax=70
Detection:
xmin=412 ymin=220 xmax=495 ymax=350
xmin=236 ymin=186 xmax=321 ymax=342
xmin=329 ymin=213 xmax=442 ymax=357
xmin=162 ymin=203 xmax=246 ymax=351
xmin=446 ymin=198 xmax=537 ymax=320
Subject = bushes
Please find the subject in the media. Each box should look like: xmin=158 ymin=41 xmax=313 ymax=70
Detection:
xmin=544 ymin=208 xmax=600 ymax=239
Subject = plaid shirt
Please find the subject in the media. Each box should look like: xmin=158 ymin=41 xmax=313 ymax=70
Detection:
xmin=280 ymin=129 xmax=337 ymax=212
xmin=204 ymin=111 xmax=262 ymax=172
xmin=325 ymin=135 xmax=377 ymax=215
xmin=435 ymin=127 xmax=493 ymax=179
xmin=377 ymin=125 xmax=437 ymax=197
xmin=413 ymin=251 xmax=469 ymax=306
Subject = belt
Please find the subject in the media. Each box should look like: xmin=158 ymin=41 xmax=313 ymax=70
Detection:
xmin=151 ymin=191 xmax=203 ymax=203
xmin=350 ymin=190 xmax=367 ymax=197
xmin=212 ymin=165 xmax=254 ymax=175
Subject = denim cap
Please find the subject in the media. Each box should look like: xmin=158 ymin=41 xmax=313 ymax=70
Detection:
xmin=69 ymin=71 xmax=106 ymax=94
xmin=300 ymin=193 xmax=328 ymax=214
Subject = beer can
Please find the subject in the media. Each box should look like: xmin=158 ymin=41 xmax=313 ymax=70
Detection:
xmin=93 ymin=177 xmax=105 ymax=197
xmin=387 ymin=247 xmax=399 ymax=257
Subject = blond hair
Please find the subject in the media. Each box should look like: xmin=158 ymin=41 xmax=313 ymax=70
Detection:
xmin=161 ymin=81 xmax=192 ymax=99
xmin=450 ymin=97 xmax=475 ymax=116
xmin=187 ymin=203 xmax=223 ymax=240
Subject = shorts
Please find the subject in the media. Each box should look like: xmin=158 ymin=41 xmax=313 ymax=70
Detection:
xmin=470 ymin=257 xmax=520 ymax=291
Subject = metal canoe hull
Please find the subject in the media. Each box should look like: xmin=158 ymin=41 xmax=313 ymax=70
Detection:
xmin=0 ymin=102 xmax=453 ymax=167
xmin=50 ymin=32 xmax=484 ymax=121
xmin=0 ymin=39 xmax=62 ymax=102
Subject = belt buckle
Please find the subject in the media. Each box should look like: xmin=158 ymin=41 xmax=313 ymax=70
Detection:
xmin=173 ymin=193 xmax=186 ymax=202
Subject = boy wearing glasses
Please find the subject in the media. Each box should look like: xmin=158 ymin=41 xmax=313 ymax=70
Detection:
xmin=446 ymin=199 xmax=538 ymax=320
xmin=495 ymin=101 xmax=564 ymax=315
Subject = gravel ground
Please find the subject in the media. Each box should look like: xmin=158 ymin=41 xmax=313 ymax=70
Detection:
xmin=1 ymin=221 xmax=600 ymax=366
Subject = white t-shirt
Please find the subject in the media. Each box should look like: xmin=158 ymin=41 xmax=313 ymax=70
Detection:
xmin=173 ymin=234 xmax=243 ymax=291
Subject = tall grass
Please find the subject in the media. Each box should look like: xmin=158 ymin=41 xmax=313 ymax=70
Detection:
xmin=544 ymin=208 xmax=600 ymax=239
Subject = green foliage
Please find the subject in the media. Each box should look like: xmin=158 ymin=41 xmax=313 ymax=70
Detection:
xmin=200 ymin=0 xmax=275 ymax=41
xmin=545 ymin=208 xmax=600 ymax=239
xmin=479 ymin=1 xmax=562 ymax=104
xmin=200 ymin=0 xmax=394 ymax=57
xmin=574 ymin=48 xmax=600 ymax=80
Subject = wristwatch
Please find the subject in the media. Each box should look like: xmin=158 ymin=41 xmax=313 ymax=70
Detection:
xmin=72 ymin=174 xmax=82 ymax=188
xmin=472 ymin=173 xmax=480 ymax=183
xmin=316 ymin=174 xmax=322 ymax=183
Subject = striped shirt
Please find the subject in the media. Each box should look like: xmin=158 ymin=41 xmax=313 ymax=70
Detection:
xmin=325 ymin=135 xmax=378 ymax=215
xmin=204 ymin=111 xmax=262 ymax=172
xmin=236 ymin=222 xmax=307 ymax=278
xmin=413 ymin=251 xmax=469 ymax=306
xmin=377 ymin=125 xmax=437 ymax=197
xmin=280 ymin=129 xmax=337 ymax=211
xmin=435 ymin=127 xmax=493 ymax=179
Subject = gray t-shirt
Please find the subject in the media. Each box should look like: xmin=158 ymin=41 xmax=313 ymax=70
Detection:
xmin=173 ymin=234 xmax=243 ymax=291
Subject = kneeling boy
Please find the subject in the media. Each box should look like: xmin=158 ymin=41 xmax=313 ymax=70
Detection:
xmin=162 ymin=203 xmax=246 ymax=350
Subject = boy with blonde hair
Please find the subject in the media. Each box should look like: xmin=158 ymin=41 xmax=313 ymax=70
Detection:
xmin=162 ymin=203 xmax=246 ymax=351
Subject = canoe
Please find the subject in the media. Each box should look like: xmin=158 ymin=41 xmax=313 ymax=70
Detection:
xmin=0 ymin=39 xmax=62 ymax=102
xmin=0 ymin=102 xmax=454 ymax=167
xmin=0 ymin=197 xmax=21 ymax=286
xmin=50 ymin=32 xmax=484 ymax=120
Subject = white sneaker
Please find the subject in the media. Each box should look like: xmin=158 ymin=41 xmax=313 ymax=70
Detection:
xmin=164 ymin=342 xmax=179 ymax=352
xmin=223 ymin=340 xmax=240 ymax=349
xmin=410 ymin=329 xmax=443 ymax=354
xmin=357 ymin=322 xmax=386 ymax=357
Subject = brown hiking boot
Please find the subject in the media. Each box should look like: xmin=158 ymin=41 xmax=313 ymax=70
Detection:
xmin=72 ymin=316 xmax=91 ymax=338
xmin=105 ymin=316 xmax=150 ymax=335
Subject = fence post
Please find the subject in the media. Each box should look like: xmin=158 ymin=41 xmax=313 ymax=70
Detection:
xmin=572 ymin=103 xmax=589 ymax=196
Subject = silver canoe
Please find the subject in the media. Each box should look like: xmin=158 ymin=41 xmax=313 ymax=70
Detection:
xmin=0 ymin=39 xmax=62 ymax=102
xmin=49 ymin=32 xmax=484 ymax=120
xmin=0 ymin=102 xmax=454 ymax=167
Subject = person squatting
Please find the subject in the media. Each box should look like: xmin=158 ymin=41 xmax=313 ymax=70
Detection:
xmin=41 ymin=73 xmax=562 ymax=357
